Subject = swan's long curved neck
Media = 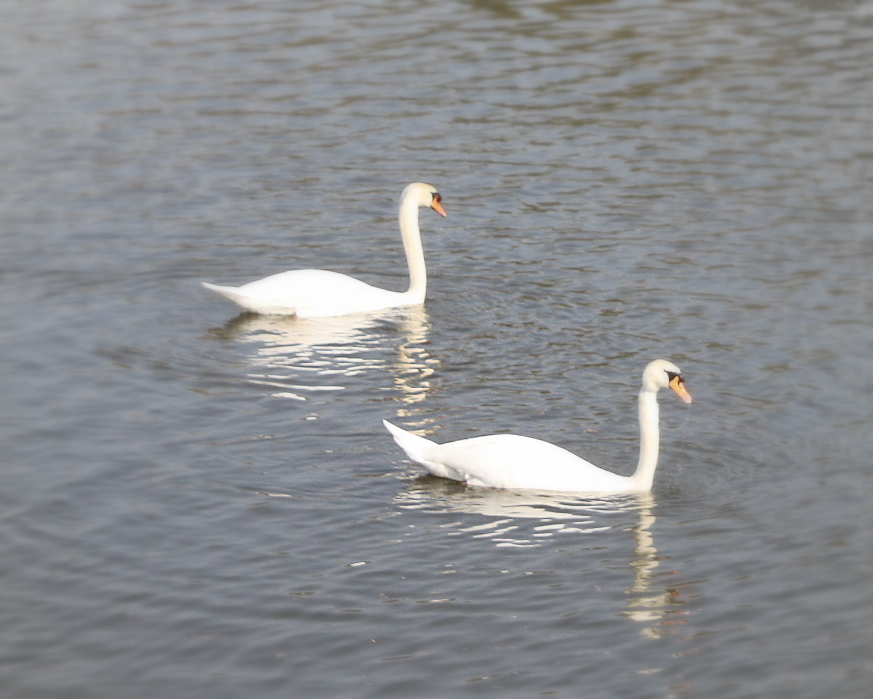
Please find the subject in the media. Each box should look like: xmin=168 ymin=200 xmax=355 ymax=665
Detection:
xmin=398 ymin=197 xmax=427 ymax=302
xmin=630 ymin=388 xmax=660 ymax=491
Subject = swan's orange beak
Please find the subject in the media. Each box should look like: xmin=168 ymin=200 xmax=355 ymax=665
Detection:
xmin=430 ymin=197 xmax=447 ymax=217
xmin=669 ymin=375 xmax=693 ymax=404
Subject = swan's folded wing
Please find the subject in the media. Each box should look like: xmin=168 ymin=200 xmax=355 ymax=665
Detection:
xmin=424 ymin=434 xmax=626 ymax=491
xmin=205 ymin=269 xmax=407 ymax=316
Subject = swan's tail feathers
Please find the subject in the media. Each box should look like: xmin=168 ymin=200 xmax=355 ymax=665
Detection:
xmin=200 ymin=282 xmax=298 ymax=316
xmin=202 ymin=281 xmax=246 ymax=304
xmin=383 ymin=420 xmax=437 ymax=465
xmin=202 ymin=281 xmax=275 ymax=314
xmin=383 ymin=420 xmax=467 ymax=482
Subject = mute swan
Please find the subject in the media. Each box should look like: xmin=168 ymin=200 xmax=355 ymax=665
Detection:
xmin=202 ymin=182 xmax=446 ymax=316
xmin=383 ymin=359 xmax=692 ymax=493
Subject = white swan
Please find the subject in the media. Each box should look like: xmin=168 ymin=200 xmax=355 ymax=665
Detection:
xmin=202 ymin=182 xmax=446 ymax=316
xmin=384 ymin=359 xmax=692 ymax=493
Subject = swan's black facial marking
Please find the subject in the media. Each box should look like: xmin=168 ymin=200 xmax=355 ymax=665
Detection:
xmin=666 ymin=370 xmax=687 ymax=388
xmin=428 ymin=191 xmax=447 ymax=217
xmin=664 ymin=367 xmax=692 ymax=403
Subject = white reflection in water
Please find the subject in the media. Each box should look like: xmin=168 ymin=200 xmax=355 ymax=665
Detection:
xmin=397 ymin=484 xmax=690 ymax=636
xmin=396 ymin=479 xmax=638 ymax=527
xmin=211 ymin=307 xmax=436 ymax=404
xmin=620 ymin=498 xmax=692 ymax=639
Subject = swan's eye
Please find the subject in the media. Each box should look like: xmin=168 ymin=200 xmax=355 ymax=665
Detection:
xmin=665 ymin=371 xmax=678 ymax=382
xmin=432 ymin=193 xmax=442 ymax=203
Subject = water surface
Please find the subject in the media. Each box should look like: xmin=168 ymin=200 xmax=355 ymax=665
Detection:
xmin=1 ymin=1 xmax=871 ymax=697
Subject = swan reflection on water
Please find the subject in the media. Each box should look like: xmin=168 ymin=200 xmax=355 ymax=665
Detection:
xmin=620 ymin=502 xmax=692 ymax=639
xmin=396 ymin=483 xmax=690 ymax=636
xmin=395 ymin=478 xmax=646 ymax=529
xmin=209 ymin=306 xmax=436 ymax=404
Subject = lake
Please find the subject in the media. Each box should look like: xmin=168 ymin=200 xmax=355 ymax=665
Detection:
xmin=1 ymin=0 xmax=871 ymax=697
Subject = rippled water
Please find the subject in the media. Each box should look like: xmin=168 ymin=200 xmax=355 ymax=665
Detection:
xmin=2 ymin=0 xmax=871 ymax=697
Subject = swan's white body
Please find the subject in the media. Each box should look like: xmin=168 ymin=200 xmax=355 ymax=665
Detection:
xmin=384 ymin=359 xmax=692 ymax=494
xmin=202 ymin=182 xmax=446 ymax=317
